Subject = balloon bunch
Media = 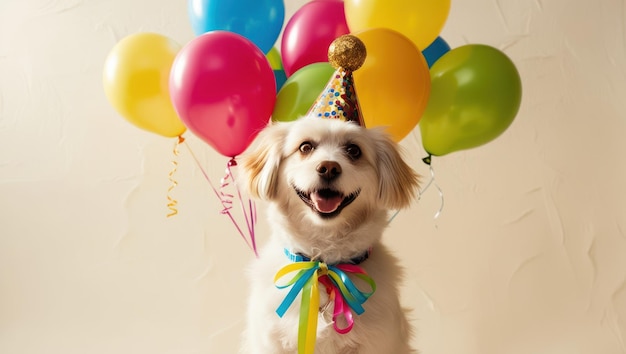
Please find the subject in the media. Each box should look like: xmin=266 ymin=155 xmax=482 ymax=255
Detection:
xmin=103 ymin=0 xmax=285 ymax=254
xmin=102 ymin=0 xmax=523 ymax=243
xmin=272 ymin=0 xmax=522 ymax=160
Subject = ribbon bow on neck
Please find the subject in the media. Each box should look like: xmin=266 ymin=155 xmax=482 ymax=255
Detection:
xmin=274 ymin=249 xmax=376 ymax=354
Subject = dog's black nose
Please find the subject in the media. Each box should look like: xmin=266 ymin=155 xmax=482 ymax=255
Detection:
xmin=316 ymin=161 xmax=342 ymax=180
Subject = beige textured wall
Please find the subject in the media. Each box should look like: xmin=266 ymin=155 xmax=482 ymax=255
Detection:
xmin=1 ymin=0 xmax=625 ymax=353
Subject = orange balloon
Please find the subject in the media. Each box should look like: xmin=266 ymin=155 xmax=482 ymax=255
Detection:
xmin=354 ymin=28 xmax=431 ymax=142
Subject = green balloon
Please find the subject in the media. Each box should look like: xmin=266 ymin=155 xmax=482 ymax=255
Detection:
xmin=272 ymin=62 xmax=335 ymax=122
xmin=419 ymin=44 xmax=522 ymax=156
xmin=266 ymin=47 xmax=283 ymax=70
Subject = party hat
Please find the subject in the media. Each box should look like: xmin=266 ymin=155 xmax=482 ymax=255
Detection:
xmin=308 ymin=34 xmax=367 ymax=126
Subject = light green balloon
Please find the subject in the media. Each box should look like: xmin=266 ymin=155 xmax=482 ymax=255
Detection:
xmin=419 ymin=44 xmax=522 ymax=156
xmin=272 ymin=62 xmax=335 ymax=122
xmin=266 ymin=47 xmax=283 ymax=70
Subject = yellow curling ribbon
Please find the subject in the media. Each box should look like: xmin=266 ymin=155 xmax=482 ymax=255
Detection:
xmin=166 ymin=135 xmax=184 ymax=217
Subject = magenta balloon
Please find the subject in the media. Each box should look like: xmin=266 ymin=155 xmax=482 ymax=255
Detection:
xmin=281 ymin=0 xmax=349 ymax=76
xmin=170 ymin=31 xmax=276 ymax=157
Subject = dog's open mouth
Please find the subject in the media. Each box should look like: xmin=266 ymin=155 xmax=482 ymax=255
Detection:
xmin=294 ymin=187 xmax=360 ymax=218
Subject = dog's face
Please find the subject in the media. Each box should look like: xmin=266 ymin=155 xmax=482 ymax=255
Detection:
xmin=242 ymin=116 xmax=419 ymax=227
xmin=282 ymin=118 xmax=378 ymax=221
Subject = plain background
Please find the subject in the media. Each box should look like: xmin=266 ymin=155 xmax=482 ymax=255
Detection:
xmin=1 ymin=0 xmax=625 ymax=353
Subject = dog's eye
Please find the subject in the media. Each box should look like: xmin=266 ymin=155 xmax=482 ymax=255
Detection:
xmin=345 ymin=144 xmax=361 ymax=160
xmin=299 ymin=142 xmax=314 ymax=155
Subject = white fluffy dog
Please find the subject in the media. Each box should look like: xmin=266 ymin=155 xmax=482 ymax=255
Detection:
xmin=240 ymin=115 xmax=420 ymax=354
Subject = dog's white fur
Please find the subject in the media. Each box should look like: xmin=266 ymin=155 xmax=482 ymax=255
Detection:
xmin=240 ymin=116 xmax=420 ymax=354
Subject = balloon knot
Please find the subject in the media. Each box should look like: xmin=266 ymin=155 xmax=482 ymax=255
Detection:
xmin=422 ymin=154 xmax=432 ymax=165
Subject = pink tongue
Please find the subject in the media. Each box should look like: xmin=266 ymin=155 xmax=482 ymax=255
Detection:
xmin=311 ymin=191 xmax=343 ymax=213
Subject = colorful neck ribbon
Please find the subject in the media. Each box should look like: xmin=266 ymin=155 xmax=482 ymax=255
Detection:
xmin=274 ymin=249 xmax=376 ymax=354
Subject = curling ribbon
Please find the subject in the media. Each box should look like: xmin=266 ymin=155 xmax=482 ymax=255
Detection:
xmin=419 ymin=156 xmax=445 ymax=219
xmin=166 ymin=135 xmax=185 ymax=217
xmin=274 ymin=253 xmax=376 ymax=354
xmin=220 ymin=158 xmax=258 ymax=255
xmin=389 ymin=159 xmax=445 ymax=222
xmin=219 ymin=159 xmax=237 ymax=214
xmin=181 ymin=143 xmax=258 ymax=256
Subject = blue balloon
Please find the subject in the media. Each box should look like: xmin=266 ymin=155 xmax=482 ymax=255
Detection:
xmin=422 ymin=36 xmax=451 ymax=68
xmin=188 ymin=0 xmax=285 ymax=54
xmin=273 ymin=69 xmax=287 ymax=93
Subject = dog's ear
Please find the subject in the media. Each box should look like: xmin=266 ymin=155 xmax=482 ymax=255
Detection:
xmin=240 ymin=122 xmax=287 ymax=200
xmin=372 ymin=131 xmax=420 ymax=209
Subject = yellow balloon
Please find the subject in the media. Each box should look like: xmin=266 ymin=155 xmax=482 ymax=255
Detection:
xmin=103 ymin=33 xmax=186 ymax=137
xmin=345 ymin=0 xmax=451 ymax=50
xmin=354 ymin=28 xmax=431 ymax=142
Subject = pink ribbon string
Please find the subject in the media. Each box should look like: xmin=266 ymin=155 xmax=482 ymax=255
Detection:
xmin=183 ymin=142 xmax=258 ymax=256
xmin=318 ymin=275 xmax=354 ymax=334
xmin=221 ymin=158 xmax=258 ymax=256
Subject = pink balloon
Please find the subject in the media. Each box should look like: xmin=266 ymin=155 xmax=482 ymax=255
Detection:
xmin=281 ymin=0 xmax=349 ymax=76
xmin=169 ymin=31 xmax=276 ymax=157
